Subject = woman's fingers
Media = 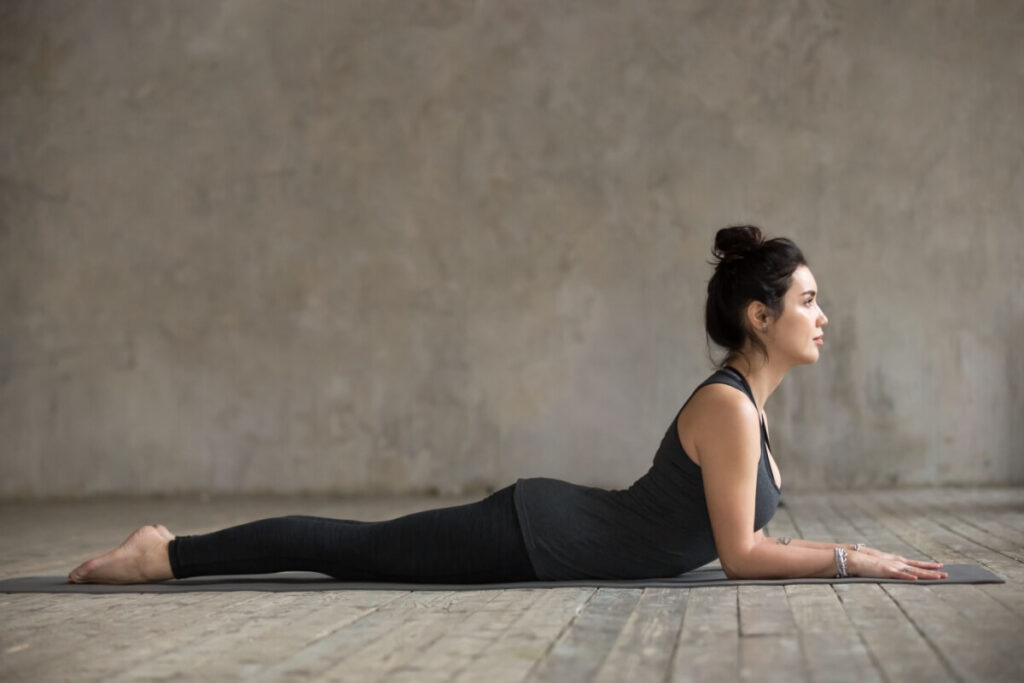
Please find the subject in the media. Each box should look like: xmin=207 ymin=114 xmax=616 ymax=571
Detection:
xmin=850 ymin=548 xmax=948 ymax=579
xmin=906 ymin=558 xmax=944 ymax=569
xmin=893 ymin=565 xmax=918 ymax=580
xmin=917 ymin=568 xmax=948 ymax=579
xmin=859 ymin=548 xmax=944 ymax=569
xmin=891 ymin=562 xmax=948 ymax=580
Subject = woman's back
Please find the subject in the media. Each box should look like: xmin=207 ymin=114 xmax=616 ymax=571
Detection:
xmin=513 ymin=366 xmax=781 ymax=580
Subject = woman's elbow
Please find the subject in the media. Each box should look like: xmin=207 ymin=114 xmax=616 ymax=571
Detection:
xmin=720 ymin=556 xmax=750 ymax=580
xmin=719 ymin=545 xmax=761 ymax=579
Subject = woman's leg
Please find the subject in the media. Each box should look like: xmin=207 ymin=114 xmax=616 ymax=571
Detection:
xmin=71 ymin=485 xmax=537 ymax=584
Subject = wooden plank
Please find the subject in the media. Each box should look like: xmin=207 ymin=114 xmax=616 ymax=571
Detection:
xmin=452 ymin=587 xmax=592 ymax=683
xmin=883 ymin=582 xmax=1024 ymax=682
xmin=528 ymin=588 xmax=643 ymax=683
xmin=669 ymin=588 xmax=739 ymax=683
xmin=794 ymin=493 xmax=862 ymax=547
xmin=823 ymin=492 xmax=925 ymax=559
xmin=856 ymin=491 xmax=1024 ymax=618
xmin=955 ymin=512 xmax=1024 ymax=549
xmin=939 ymin=491 xmax=1024 ymax=548
xmin=908 ymin=528 xmax=1024 ymax=620
xmin=319 ymin=589 xmax=504 ymax=680
xmin=347 ymin=589 xmax=535 ymax=683
xmin=843 ymin=489 xmax=1024 ymax=683
xmin=923 ymin=489 xmax=1024 ymax=557
xmin=114 ymin=590 xmax=405 ymax=680
xmin=832 ymin=583 xmax=954 ymax=682
xmin=983 ymin=490 xmax=1024 ymax=535
xmin=845 ymin=491 xmax=964 ymax=561
xmin=0 ymin=593 xmax=83 ymax=625
xmin=92 ymin=592 xmax=297 ymax=681
xmin=786 ymin=584 xmax=882 ymax=683
xmin=737 ymin=584 xmax=803 ymax=682
xmin=782 ymin=494 xmax=835 ymax=544
xmin=591 ymin=588 xmax=688 ymax=683
xmin=249 ymin=589 xmax=463 ymax=681
xmin=925 ymin=495 xmax=1024 ymax=563
xmin=1 ymin=595 xmax=113 ymax=673
xmin=738 ymin=585 xmax=796 ymax=637
xmin=382 ymin=588 xmax=547 ymax=683
xmin=738 ymin=633 xmax=803 ymax=683
xmin=3 ymin=591 xmax=266 ymax=681
xmin=220 ymin=591 xmax=405 ymax=679
xmin=773 ymin=500 xmax=809 ymax=538
xmin=936 ymin=491 xmax=1024 ymax=617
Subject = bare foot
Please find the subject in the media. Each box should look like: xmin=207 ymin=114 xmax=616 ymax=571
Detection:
xmin=68 ymin=525 xmax=175 ymax=584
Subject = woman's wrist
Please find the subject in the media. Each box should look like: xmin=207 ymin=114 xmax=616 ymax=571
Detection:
xmin=834 ymin=544 xmax=866 ymax=577
xmin=833 ymin=547 xmax=849 ymax=577
xmin=845 ymin=548 xmax=865 ymax=577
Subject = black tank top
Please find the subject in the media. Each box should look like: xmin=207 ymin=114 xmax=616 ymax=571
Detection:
xmin=513 ymin=366 xmax=781 ymax=579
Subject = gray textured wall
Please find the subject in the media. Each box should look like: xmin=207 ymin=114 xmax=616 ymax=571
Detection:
xmin=2 ymin=0 xmax=1022 ymax=498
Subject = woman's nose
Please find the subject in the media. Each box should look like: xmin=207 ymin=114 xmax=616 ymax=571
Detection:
xmin=819 ymin=310 xmax=829 ymax=326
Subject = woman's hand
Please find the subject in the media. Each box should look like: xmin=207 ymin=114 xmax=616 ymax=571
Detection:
xmin=848 ymin=546 xmax=948 ymax=580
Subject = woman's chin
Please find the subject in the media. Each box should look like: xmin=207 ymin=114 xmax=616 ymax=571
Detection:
xmin=797 ymin=349 xmax=821 ymax=365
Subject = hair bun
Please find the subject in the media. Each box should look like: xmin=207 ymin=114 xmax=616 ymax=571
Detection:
xmin=713 ymin=225 xmax=764 ymax=263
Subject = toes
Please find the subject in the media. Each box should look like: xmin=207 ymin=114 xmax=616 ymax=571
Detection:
xmin=68 ymin=559 xmax=94 ymax=583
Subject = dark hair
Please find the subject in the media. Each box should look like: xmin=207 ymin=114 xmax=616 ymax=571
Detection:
xmin=705 ymin=225 xmax=807 ymax=364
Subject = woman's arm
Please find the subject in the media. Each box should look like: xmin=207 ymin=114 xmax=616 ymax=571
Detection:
xmin=695 ymin=385 xmax=946 ymax=580
xmin=696 ymin=386 xmax=836 ymax=578
xmin=770 ymin=536 xmax=858 ymax=551
xmin=763 ymin=534 xmax=947 ymax=578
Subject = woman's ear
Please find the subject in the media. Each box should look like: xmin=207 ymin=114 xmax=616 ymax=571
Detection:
xmin=745 ymin=301 xmax=771 ymax=333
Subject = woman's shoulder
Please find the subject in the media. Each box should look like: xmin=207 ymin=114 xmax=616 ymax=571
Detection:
xmin=683 ymin=380 xmax=758 ymax=424
xmin=675 ymin=376 xmax=760 ymax=468
xmin=685 ymin=367 xmax=754 ymax=408
xmin=679 ymin=369 xmax=757 ymax=429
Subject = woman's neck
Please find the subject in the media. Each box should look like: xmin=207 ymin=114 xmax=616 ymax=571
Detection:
xmin=725 ymin=353 xmax=788 ymax=413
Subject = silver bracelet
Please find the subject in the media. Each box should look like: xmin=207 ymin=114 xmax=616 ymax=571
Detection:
xmin=852 ymin=543 xmax=864 ymax=552
xmin=834 ymin=547 xmax=849 ymax=578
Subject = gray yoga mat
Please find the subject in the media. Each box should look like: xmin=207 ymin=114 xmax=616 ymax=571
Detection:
xmin=0 ymin=563 xmax=1002 ymax=593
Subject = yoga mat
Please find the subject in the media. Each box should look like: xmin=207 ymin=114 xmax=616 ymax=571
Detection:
xmin=0 ymin=564 xmax=1002 ymax=593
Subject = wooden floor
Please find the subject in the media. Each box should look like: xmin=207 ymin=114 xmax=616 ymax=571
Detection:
xmin=1 ymin=487 xmax=1022 ymax=682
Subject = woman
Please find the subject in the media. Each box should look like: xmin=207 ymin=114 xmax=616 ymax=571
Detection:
xmin=68 ymin=226 xmax=947 ymax=584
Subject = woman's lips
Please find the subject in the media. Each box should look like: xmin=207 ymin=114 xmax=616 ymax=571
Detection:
xmin=814 ymin=336 xmax=824 ymax=346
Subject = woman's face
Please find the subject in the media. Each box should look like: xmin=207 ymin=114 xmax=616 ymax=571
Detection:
xmin=769 ymin=265 xmax=829 ymax=365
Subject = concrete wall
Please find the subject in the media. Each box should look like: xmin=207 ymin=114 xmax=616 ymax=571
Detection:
xmin=2 ymin=0 xmax=1022 ymax=498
